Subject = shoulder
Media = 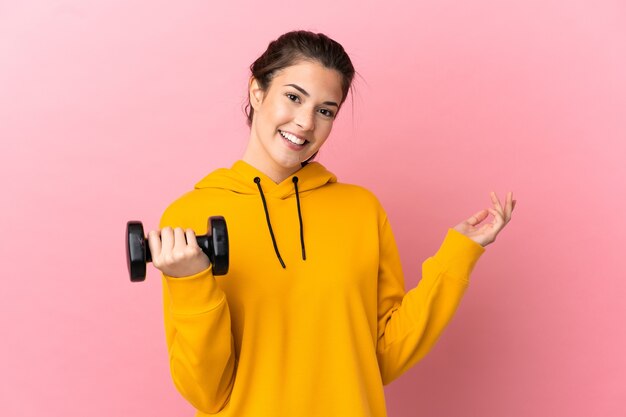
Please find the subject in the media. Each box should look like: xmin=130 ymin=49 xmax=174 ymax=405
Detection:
xmin=159 ymin=188 xmax=212 ymax=229
xmin=323 ymin=181 xmax=386 ymax=212
xmin=333 ymin=181 xmax=378 ymax=197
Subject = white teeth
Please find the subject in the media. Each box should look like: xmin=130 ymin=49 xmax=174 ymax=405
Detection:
xmin=279 ymin=130 xmax=305 ymax=145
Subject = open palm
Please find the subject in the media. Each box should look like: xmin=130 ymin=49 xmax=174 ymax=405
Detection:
xmin=453 ymin=191 xmax=516 ymax=247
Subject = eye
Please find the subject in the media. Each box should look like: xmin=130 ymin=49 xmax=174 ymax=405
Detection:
xmin=286 ymin=92 xmax=335 ymax=118
xmin=319 ymin=109 xmax=335 ymax=118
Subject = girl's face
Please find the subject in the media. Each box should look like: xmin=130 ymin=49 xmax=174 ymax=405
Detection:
xmin=246 ymin=60 xmax=344 ymax=180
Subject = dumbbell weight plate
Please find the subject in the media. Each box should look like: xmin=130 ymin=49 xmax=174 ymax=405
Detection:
xmin=209 ymin=216 xmax=229 ymax=275
xmin=193 ymin=217 xmax=229 ymax=276
xmin=126 ymin=221 xmax=148 ymax=282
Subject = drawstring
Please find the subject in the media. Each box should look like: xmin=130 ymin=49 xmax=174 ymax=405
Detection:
xmin=292 ymin=176 xmax=306 ymax=261
xmin=253 ymin=176 xmax=307 ymax=269
xmin=254 ymin=177 xmax=286 ymax=268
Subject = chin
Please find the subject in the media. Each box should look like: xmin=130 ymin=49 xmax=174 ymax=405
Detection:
xmin=275 ymin=157 xmax=304 ymax=170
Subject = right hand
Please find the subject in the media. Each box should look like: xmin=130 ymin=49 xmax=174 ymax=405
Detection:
xmin=147 ymin=227 xmax=211 ymax=278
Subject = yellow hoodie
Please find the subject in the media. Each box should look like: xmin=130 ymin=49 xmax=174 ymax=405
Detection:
xmin=159 ymin=159 xmax=486 ymax=416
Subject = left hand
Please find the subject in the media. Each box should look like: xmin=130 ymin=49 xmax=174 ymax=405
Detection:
xmin=453 ymin=191 xmax=516 ymax=247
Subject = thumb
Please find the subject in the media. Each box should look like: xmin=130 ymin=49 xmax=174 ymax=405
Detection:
xmin=467 ymin=209 xmax=489 ymax=226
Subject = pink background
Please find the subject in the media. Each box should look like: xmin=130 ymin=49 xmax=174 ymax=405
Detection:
xmin=1 ymin=0 xmax=625 ymax=416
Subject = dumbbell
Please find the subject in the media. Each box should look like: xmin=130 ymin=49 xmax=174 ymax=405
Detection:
xmin=126 ymin=216 xmax=229 ymax=282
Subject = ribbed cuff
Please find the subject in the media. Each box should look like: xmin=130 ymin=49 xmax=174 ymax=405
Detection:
xmin=432 ymin=228 xmax=486 ymax=280
xmin=163 ymin=265 xmax=224 ymax=315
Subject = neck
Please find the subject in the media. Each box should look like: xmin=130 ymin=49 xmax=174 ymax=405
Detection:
xmin=242 ymin=143 xmax=301 ymax=184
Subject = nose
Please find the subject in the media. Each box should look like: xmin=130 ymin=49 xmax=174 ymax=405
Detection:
xmin=295 ymin=108 xmax=315 ymax=131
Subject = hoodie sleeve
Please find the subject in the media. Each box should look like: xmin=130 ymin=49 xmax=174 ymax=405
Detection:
xmin=159 ymin=205 xmax=237 ymax=414
xmin=375 ymin=214 xmax=485 ymax=385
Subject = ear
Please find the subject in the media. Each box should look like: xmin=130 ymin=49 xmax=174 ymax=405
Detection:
xmin=249 ymin=77 xmax=265 ymax=110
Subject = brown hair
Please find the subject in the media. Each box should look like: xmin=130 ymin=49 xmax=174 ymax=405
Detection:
xmin=243 ymin=30 xmax=357 ymax=163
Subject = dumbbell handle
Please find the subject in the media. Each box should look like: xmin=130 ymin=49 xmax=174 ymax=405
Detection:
xmin=144 ymin=235 xmax=212 ymax=263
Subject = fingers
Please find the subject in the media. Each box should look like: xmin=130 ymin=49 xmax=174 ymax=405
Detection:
xmin=186 ymin=228 xmax=200 ymax=248
xmin=490 ymin=191 xmax=504 ymax=214
xmin=487 ymin=207 xmax=503 ymax=228
xmin=147 ymin=226 xmax=198 ymax=259
xmin=173 ymin=227 xmax=187 ymax=253
xmin=489 ymin=192 xmax=504 ymax=227
xmin=173 ymin=228 xmax=201 ymax=260
xmin=504 ymin=191 xmax=513 ymax=221
xmin=160 ymin=226 xmax=174 ymax=253
xmin=147 ymin=229 xmax=162 ymax=257
xmin=502 ymin=191 xmax=513 ymax=219
xmin=491 ymin=191 xmax=515 ymax=223
xmin=467 ymin=209 xmax=489 ymax=226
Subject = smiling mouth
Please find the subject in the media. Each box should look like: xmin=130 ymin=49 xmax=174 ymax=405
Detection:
xmin=278 ymin=130 xmax=308 ymax=146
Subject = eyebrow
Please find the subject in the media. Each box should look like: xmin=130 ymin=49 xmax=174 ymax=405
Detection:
xmin=283 ymin=84 xmax=339 ymax=108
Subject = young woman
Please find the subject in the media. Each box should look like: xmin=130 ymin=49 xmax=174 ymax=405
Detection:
xmin=148 ymin=30 xmax=516 ymax=417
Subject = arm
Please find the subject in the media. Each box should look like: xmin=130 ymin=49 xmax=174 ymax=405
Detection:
xmin=376 ymin=216 xmax=485 ymax=385
xmin=160 ymin=207 xmax=237 ymax=413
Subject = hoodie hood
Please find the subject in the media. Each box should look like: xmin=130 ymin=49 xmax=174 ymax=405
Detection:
xmin=195 ymin=160 xmax=337 ymax=269
xmin=195 ymin=160 xmax=337 ymax=198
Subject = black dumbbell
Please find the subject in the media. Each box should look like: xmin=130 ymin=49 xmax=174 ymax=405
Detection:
xmin=126 ymin=216 xmax=229 ymax=282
